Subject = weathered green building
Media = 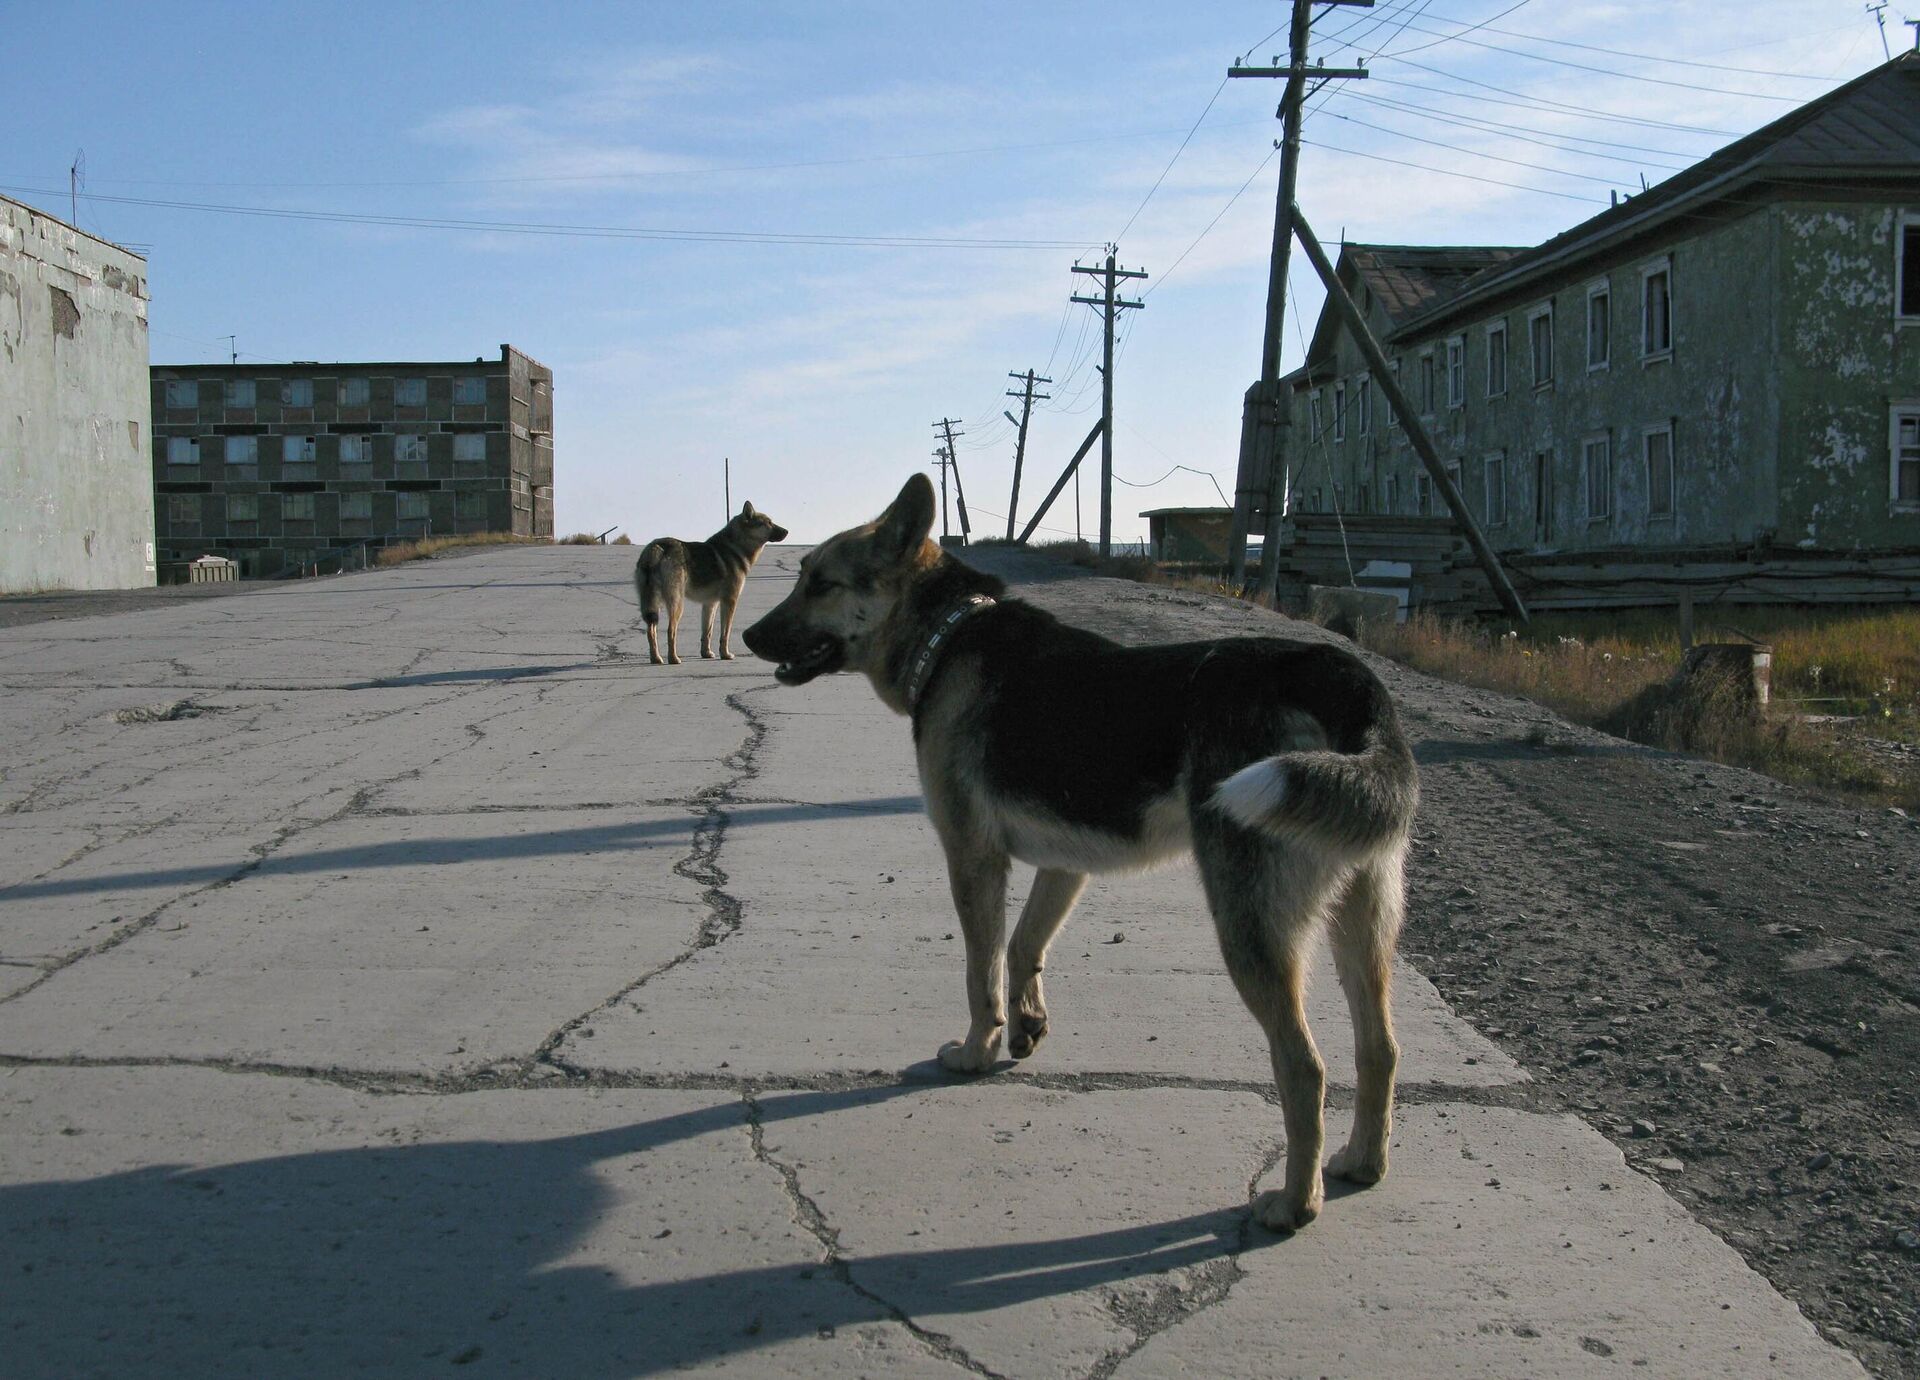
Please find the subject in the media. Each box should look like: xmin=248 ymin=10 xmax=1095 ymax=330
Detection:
xmin=1282 ymin=52 xmax=1920 ymax=598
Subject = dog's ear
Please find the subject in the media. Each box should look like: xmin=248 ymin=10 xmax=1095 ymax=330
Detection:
xmin=874 ymin=473 xmax=936 ymax=561
xmin=741 ymin=501 xmax=757 ymax=518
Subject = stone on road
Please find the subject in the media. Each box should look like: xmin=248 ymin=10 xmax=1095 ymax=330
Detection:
xmin=0 ymin=545 xmax=1861 ymax=1377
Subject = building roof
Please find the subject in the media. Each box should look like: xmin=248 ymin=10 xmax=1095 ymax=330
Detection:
xmin=152 ymin=345 xmax=546 ymax=374
xmin=1393 ymin=50 xmax=1920 ymax=338
xmin=1345 ymin=245 xmax=1527 ymax=325
xmin=0 ymin=191 xmax=147 ymax=262
xmin=1139 ymin=507 xmax=1231 ymax=518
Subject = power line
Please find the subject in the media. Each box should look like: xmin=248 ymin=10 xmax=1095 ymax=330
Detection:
xmin=1342 ymin=89 xmax=1698 ymax=162
xmin=1383 ymin=60 xmax=1758 ymax=133
xmin=1371 ymin=0 xmax=1533 ymax=60
xmin=1116 ymin=76 xmax=1230 ymax=245
xmin=1144 ymin=145 xmax=1280 ymax=298
xmin=1298 ymin=135 xmax=1608 ymax=203
xmin=1321 ymin=109 xmax=1649 ymax=187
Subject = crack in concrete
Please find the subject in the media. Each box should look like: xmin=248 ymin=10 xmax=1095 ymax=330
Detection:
xmin=743 ymin=1089 xmax=1012 ymax=1380
xmin=528 ymin=687 xmax=774 ymax=1075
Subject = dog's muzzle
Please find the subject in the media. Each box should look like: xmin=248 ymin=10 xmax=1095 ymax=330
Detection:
xmin=768 ymin=525 xmax=790 ymax=542
xmin=742 ymin=612 xmax=842 ymax=685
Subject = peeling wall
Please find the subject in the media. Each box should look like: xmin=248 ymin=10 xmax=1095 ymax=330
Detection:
xmin=1775 ymin=202 xmax=1920 ymax=551
xmin=0 ymin=197 xmax=155 ymax=592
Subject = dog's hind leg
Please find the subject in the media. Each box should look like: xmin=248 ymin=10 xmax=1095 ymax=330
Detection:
xmin=1006 ymin=868 xmax=1087 ymax=1060
xmin=717 ymin=594 xmax=737 ymax=660
xmin=1196 ymin=823 xmax=1338 ymax=1233
xmin=1326 ymin=851 xmax=1404 ymax=1187
xmin=666 ymin=588 xmax=684 ymax=665
xmin=699 ymin=602 xmax=717 ymax=659
xmin=936 ymin=847 xmax=1012 ymax=1074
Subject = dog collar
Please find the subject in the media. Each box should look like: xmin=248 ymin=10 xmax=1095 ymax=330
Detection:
xmin=904 ymin=595 xmax=996 ymax=712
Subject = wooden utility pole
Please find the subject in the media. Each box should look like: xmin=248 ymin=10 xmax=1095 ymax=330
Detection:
xmin=933 ymin=418 xmax=972 ymax=545
xmin=931 ymin=444 xmax=952 ymax=541
xmin=1070 ymin=252 xmax=1146 ymax=556
xmin=724 ymin=456 xmax=731 ymax=521
xmin=1223 ymin=0 xmax=1371 ymax=591
xmin=1290 ymin=210 xmax=1529 ymax=625
xmin=1003 ymin=368 xmax=1051 ymax=539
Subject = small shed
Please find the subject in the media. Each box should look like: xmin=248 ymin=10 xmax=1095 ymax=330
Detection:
xmin=1140 ymin=507 xmax=1231 ymax=563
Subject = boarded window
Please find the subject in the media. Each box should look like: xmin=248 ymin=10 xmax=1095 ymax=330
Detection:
xmin=1332 ymin=382 xmax=1346 ymax=441
xmin=339 ymin=435 xmax=371 ymax=464
xmin=1446 ymin=337 xmax=1465 ymax=407
xmin=1893 ymin=408 xmax=1920 ymax=504
xmin=1483 ymin=452 xmax=1507 ymax=525
xmin=340 ymin=491 xmax=372 ymax=520
xmin=283 ymin=492 xmax=315 ymax=521
xmin=224 ymin=380 xmax=256 ymax=409
xmin=1356 ymin=374 xmax=1372 ymax=436
xmin=397 ymin=492 xmax=430 ymax=521
xmin=1308 ymin=390 xmax=1323 ymax=438
xmin=1534 ymin=451 xmax=1554 ymax=542
xmin=395 ymin=434 xmax=429 ymax=464
xmin=166 ymin=437 xmax=197 ymax=465
xmin=282 ymin=435 xmax=316 ymax=464
xmin=164 ymin=380 xmax=198 ymax=409
xmin=1646 ymin=429 xmax=1675 ymax=517
xmin=1486 ymin=323 xmax=1507 ymax=396
xmin=224 ymin=435 xmax=258 ymax=465
xmin=1902 ymin=223 xmax=1920 ymax=318
xmin=1529 ymin=307 xmax=1554 ymax=386
xmin=1643 ymin=264 xmax=1672 ymax=357
xmin=227 ymin=494 xmax=259 ymax=523
xmin=1587 ymin=286 xmax=1610 ymax=368
xmin=1583 ymin=437 xmax=1611 ymax=519
xmin=281 ymin=378 xmax=314 ymax=407
xmin=395 ymin=378 xmax=427 ymax=407
xmin=1415 ymin=474 xmax=1432 ymax=515
xmin=1419 ymin=352 xmax=1435 ymax=413
xmin=453 ymin=433 xmax=488 ymax=463
xmin=1386 ymin=474 xmax=1400 ymax=512
xmin=453 ymin=377 xmax=487 ymax=406
xmin=339 ymin=377 xmax=371 ymax=407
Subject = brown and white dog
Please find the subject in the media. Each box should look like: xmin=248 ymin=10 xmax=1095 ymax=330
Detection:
xmin=634 ymin=502 xmax=788 ymax=664
xmin=741 ymin=474 xmax=1418 ymax=1233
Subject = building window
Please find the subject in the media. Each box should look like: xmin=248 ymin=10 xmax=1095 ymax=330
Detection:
xmin=455 ymin=489 xmax=487 ymax=519
xmin=395 ymin=377 xmax=427 ymax=407
xmin=280 ymin=378 xmax=314 ymax=407
xmin=1415 ymin=473 xmax=1433 ymax=515
xmin=340 ymin=491 xmax=372 ymax=520
xmin=227 ymin=494 xmax=259 ymax=523
xmin=1386 ymin=473 xmax=1400 ymax=512
xmin=224 ymin=435 xmax=258 ymax=466
xmin=453 ymin=433 xmax=488 ymax=463
xmin=1583 ymin=435 xmax=1612 ymax=519
xmin=338 ymin=435 xmax=371 ymax=465
xmin=395 ymin=434 xmax=429 ymax=464
xmin=1533 ymin=451 xmax=1554 ymax=543
xmin=1645 ymin=426 xmax=1675 ymax=518
xmin=1332 ymin=381 xmax=1346 ymax=442
xmin=1446 ymin=336 xmax=1465 ymax=408
xmin=1388 ymin=358 xmax=1401 ymax=427
xmin=1308 ymin=487 xmax=1322 ymax=512
xmin=284 ymin=492 xmax=316 ymax=521
xmin=396 ymin=492 xmax=430 ymax=522
xmin=166 ymin=437 xmax=197 ymax=466
xmin=1890 ymin=406 xmax=1920 ymax=505
xmin=224 ymin=380 xmax=256 ymax=409
xmin=1900 ymin=215 xmax=1920 ymax=321
xmin=1307 ymin=389 xmax=1323 ymax=438
xmin=339 ymin=377 xmax=371 ymax=407
xmin=1483 ymin=452 xmax=1507 ymax=526
xmin=1529 ymin=305 xmax=1554 ymax=388
xmin=282 ymin=435 xmax=316 ymax=464
xmin=1419 ymin=350 xmax=1435 ymax=414
xmin=167 ymin=494 xmax=199 ymax=526
xmin=163 ymin=380 xmax=198 ymax=410
xmin=1587 ymin=282 xmax=1610 ymax=370
xmin=1642 ymin=259 xmax=1673 ymax=359
xmin=1486 ymin=322 xmax=1507 ymax=397
xmin=1356 ymin=373 xmax=1372 ymax=436
xmin=452 ymin=377 xmax=487 ymax=406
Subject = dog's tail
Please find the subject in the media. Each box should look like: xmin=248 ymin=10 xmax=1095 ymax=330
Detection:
xmin=1210 ymin=718 xmax=1418 ymax=856
xmin=634 ymin=543 xmax=666 ymax=626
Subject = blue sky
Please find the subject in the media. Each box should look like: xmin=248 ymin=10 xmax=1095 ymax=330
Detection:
xmin=5 ymin=1 xmax=1888 ymax=544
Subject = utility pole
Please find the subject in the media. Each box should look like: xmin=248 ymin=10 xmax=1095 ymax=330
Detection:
xmin=931 ymin=445 xmax=952 ymax=541
xmin=1223 ymin=0 xmax=1372 ymax=592
xmin=724 ymin=456 xmax=731 ymax=520
xmin=933 ymin=418 xmax=971 ymax=544
xmin=1002 ymin=368 xmax=1051 ymax=539
xmin=1069 ymin=250 xmax=1146 ymax=556
xmin=1908 ymin=15 xmax=1920 ymax=50
xmin=221 ymin=334 xmax=237 ymax=365
xmin=1867 ymin=1 xmax=1891 ymax=59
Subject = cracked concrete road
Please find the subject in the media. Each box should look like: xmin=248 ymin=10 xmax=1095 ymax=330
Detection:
xmin=0 ymin=545 xmax=1865 ymax=1378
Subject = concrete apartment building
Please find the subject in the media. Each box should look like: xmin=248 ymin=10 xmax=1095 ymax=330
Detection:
xmin=1282 ymin=53 xmax=1920 ymax=584
xmin=150 ymin=345 xmax=553 ymax=577
xmin=1 ymin=194 xmax=156 ymax=593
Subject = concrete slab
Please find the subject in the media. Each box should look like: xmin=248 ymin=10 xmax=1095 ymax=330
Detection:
xmin=0 ymin=1065 xmax=935 ymax=1379
xmin=0 ymin=806 xmax=705 ymax=1073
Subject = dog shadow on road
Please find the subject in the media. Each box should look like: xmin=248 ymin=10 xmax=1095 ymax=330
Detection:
xmin=2 ymin=1079 xmax=1293 ymax=1377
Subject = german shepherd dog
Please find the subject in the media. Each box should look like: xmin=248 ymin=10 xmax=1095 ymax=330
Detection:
xmin=635 ymin=503 xmax=789 ymax=665
xmin=742 ymin=475 xmax=1419 ymax=1233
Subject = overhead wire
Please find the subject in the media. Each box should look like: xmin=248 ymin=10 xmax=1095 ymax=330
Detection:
xmin=1116 ymin=76 xmax=1230 ymax=246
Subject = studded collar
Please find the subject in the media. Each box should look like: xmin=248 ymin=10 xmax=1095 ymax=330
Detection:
xmin=904 ymin=595 xmax=997 ymax=712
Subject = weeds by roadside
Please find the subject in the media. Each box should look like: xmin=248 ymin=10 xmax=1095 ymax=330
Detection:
xmin=374 ymin=534 xmax=552 ymax=567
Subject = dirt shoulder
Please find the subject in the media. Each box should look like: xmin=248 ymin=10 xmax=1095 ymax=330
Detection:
xmin=964 ymin=545 xmax=1920 ymax=1378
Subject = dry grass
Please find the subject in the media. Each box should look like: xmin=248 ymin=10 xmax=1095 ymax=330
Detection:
xmin=374 ymin=533 xmax=551 ymax=567
xmin=1363 ymin=608 xmax=1919 ymax=809
xmin=1029 ymin=540 xmax=1239 ymax=597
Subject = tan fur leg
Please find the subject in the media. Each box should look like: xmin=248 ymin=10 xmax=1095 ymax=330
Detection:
xmin=646 ymin=623 xmax=662 ymax=665
xmin=1327 ymin=854 xmax=1404 ymax=1186
xmin=1247 ymin=951 xmax=1327 ymax=1233
xmin=1006 ymin=869 xmax=1087 ymax=1060
xmin=937 ymin=848 xmax=1010 ymax=1074
xmin=700 ymin=603 xmax=716 ymax=659
xmin=666 ymin=593 xmax=683 ymax=665
xmin=717 ymin=594 xmax=736 ymax=660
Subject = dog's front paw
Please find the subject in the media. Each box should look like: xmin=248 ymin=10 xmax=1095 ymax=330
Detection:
xmin=669 ymin=656 xmax=683 ymax=666
xmin=937 ymin=1036 xmax=1000 ymax=1075
xmin=719 ymin=650 xmax=734 ymax=660
xmin=1253 ymin=1184 xmax=1322 ymax=1235
xmin=1326 ymin=1141 xmax=1388 ymax=1186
